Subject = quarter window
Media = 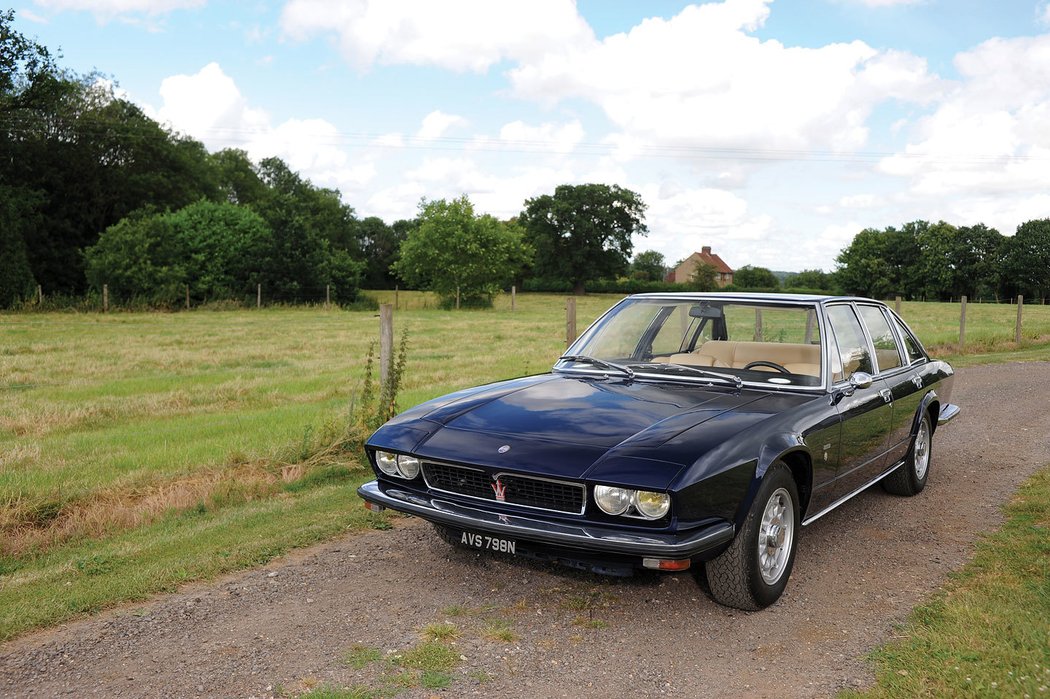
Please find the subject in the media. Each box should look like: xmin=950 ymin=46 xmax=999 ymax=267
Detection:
xmin=857 ymin=305 xmax=902 ymax=372
xmin=892 ymin=315 xmax=925 ymax=363
xmin=826 ymin=305 xmax=873 ymax=382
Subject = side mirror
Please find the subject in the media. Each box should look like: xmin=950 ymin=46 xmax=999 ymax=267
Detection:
xmin=849 ymin=372 xmax=874 ymax=390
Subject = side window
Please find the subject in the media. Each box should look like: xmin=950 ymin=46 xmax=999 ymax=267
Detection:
xmin=826 ymin=305 xmax=873 ymax=382
xmin=892 ymin=315 xmax=925 ymax=363
xmin=857 ymin=305 xmax=902 ymax=372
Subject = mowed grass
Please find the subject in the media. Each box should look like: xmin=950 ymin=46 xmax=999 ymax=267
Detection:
xmin=0 ymin=293 xmax=1048 ymax=642
xmin=0 ymin=292 xmax=615 ymax=640
xmin=843 ymin=466 xmax=1050 ymax=698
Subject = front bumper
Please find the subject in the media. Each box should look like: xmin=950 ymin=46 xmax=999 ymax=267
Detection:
xmin=357 ymin=480 xmax=735 ymax=561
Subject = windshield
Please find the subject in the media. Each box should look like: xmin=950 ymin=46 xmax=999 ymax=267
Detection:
xmin=558 ymin=297 xmax=824 ymax=388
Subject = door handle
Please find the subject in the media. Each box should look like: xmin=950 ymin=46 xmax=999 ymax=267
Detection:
xmin=912 ymin=376 xmax=923 ymax=389
xmin=879 ymin=388 xmax=893 ymax=403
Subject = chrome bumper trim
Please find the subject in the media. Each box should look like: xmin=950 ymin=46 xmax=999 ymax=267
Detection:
xmin=357 ymin=480 xmax=734 ymax=559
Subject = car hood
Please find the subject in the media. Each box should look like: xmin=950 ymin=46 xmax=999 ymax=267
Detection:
xmin=368 ymin=373 xmax=807 ymax=490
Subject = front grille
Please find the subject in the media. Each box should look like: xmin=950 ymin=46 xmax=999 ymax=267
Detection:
xmin=422 ymin=461 xmax=585 ymax=515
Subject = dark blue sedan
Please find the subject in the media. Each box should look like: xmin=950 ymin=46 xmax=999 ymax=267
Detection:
xmin=358 ymin=293 xmax=959 ymax=610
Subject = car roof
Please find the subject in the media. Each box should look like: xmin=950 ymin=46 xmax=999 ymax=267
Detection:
xmin=627 ymin=292 xmax=882 ymax=305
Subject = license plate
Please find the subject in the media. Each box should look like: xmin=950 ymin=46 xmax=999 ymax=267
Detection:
xmin=460 ymin=531 xmax=516 ymax=555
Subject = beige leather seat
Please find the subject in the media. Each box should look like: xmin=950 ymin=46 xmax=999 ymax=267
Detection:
xmin=667 ymin=340 xmax=821 ymax=377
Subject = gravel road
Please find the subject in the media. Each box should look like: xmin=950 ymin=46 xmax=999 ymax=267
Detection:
xmin=3 ymin=362 xmax=1048 ymax=698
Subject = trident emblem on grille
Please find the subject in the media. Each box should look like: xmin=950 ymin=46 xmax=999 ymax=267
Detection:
xmin=491 ymin=477 xmax=507 ymax=502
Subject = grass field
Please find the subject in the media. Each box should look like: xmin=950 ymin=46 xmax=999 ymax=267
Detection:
xmin=1 ymin=292 xmax=1049 ymax=641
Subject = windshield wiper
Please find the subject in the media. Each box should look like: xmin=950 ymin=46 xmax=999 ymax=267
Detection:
xmin=637 ymin=362 xmax=743 ymax=389
xmin=557 ymin=354 xmax=635 ymax=379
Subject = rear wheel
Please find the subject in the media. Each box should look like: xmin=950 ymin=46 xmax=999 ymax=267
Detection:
xmin=705 ymin=463 xmax=800 ymax=611
xmin=882 ymin=411 xmax=932 ymax=496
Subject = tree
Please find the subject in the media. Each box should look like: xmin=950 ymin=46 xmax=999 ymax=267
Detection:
xmin=834 ymin=224 xmax=926 ymax=298
xmin=394 ymin=196 xmax=530 ymax=307
xmin=630 ymin=250 xmax=666 ymax=281
xmin=732 ymin=265 xmax=779 ymax=289
xmin=0 ymin=186 xmax=38 ymax=306
xmin=688 ymin=261 xmax=719 ymax=292
xmin=784 ymin=269 xmax=831 ymax=290
xmin=1002 ymin=219 xmax=1050 ymax=302
xmin=358 ymin=216 xmax=408 ymax=289
xmin=84 ymin=201 xmax=272 ymax=304
xmin=954 ymin=224 xmax=1003 ymax=301
xmin=520 ymin=183 xmax=647 ymax=295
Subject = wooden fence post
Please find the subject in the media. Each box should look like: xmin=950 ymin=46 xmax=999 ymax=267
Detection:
xmin=379 ymin=303 xmax=394 ymax=385
xmin=456 ymin=285 xmax=461 ymax=310
xmin=959 ymin=295 xmax=967 ymax=349
xmin=754 ymin=309 xmax=764 ymax=342
xmin=326 ymin=284 xmax=331 ymax=308
xmin=511 ymin=285 xmax=516 ymax=312
xmin=566 ymin=297 xmax=577 ymax=347
xmin=895 ymin=296 xmax=902 ymax=314
xmin=185 ymin=285 xmax=190 ymax=311
xmin=395 ymin=285 xmax=399 ymax=311
xmin=102 ymin=284 xmax=109 ymax=313
xmin=1016 ymin=295 xmax=1024 ymax=344
xmin=257 ymin=283 xmax=261 ymax=309
xmin=36 ymin=285 xmax=42 ymax=305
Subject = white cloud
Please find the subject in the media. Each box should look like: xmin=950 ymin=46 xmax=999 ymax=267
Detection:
xmin=416 ymin=110 xmax=467 ymax=141
xmin=150 ymin=63 xmax=377 ymax=195
xmin=838 ymin=193 xmax=880 ymax=208
xmin=365 ymin=157 xmax=574 ymax=222
xmin=279 ymin=0 xmax=594 ymax=72
xmin=1041 ymin=2 xmax=1050 ymax=26
xmin=489 ymin=119 xmax=585 ymax=155
xmin=877 ymin=34 xmax=1050 ymax=234
xmin=506 ymin=0 xmax=941 ymax=159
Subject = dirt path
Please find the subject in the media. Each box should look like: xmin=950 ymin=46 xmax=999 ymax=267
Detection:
xmin=3 ymin=362 xmax=1049 ymax=698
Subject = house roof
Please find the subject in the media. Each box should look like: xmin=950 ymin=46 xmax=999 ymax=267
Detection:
xmin=688 ymin=249 xmax=733 ymax=274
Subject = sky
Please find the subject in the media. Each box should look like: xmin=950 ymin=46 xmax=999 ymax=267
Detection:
xmin=12 ymin=0 xmax=1050 ymax=272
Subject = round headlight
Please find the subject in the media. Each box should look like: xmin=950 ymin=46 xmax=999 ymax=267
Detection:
xmin=396 ymin=454 xmax=421 ymax=479
xmin=594 ymin=485 xmax=632 ymax=515
xmin=375 ymin=450 xmax=399 ymax=476
xmin=634 ymin=490 xmax=671 ymax=519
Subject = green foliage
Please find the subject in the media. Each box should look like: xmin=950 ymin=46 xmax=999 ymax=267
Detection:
xmin=834 ymin=220 xmax=1010 ymax=301
xmin=84 ymin=201 xmax=271 ymax=304
xmin=732 ymin=265 xmax=779 ymax=289
xmin=521 ymin=183 xmax=647 ymax=295
xmin=784 ymin=268 xmax=832 ymax=290
xmin=522 ymin=277 xmax=684 ymax=294
xmin=358 ymin=216 xmax=410 ymax=289
xmin=630 ymin=249 xmax=666 ymax=281
xmin=0 ymin=186 xmax=39 ymax=307
xmin=394 ymin=196 xmax=530 ymax=306
xmin=1003 ymin=218 xmax=1050 ymax=301
xmin=688 ymin=261 xmax=719 ymax=292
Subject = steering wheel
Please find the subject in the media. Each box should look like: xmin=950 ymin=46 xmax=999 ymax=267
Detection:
xmin=742 ymin=360 xmax=790 ymax=374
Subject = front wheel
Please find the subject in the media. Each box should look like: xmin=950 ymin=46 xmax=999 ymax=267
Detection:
xmin=882 ymin=411 xmax=932 ymax=496
xmin=705 ymin=463 xmax=800 ymax=611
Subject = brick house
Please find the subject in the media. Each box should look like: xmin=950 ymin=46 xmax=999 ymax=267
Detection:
xmin=666 ymin=246 xmax=734 ymax=287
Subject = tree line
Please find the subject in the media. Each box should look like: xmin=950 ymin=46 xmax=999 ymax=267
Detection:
xmin=3 ymin=11 xmax=1048 ymax=310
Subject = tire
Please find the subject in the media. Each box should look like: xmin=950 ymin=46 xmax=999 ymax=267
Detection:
xmin=431 ymin=523 xmax=464 ymax=547
xmin=882 ymin=410 xmax=932 ymax=496
xmin=705 ymin=463 xmax=800 ymax=611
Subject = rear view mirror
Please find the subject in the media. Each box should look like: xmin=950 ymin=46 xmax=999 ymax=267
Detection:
xmin=689 ymin=304 xmax=723 ymax=319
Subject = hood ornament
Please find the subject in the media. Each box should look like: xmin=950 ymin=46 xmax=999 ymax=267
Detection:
xmin=498 ymin=444 xmax=511 ymax=454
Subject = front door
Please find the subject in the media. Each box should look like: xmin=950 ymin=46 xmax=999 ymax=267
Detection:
xmin=826 ymin=304 xmax=894 ymax=500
